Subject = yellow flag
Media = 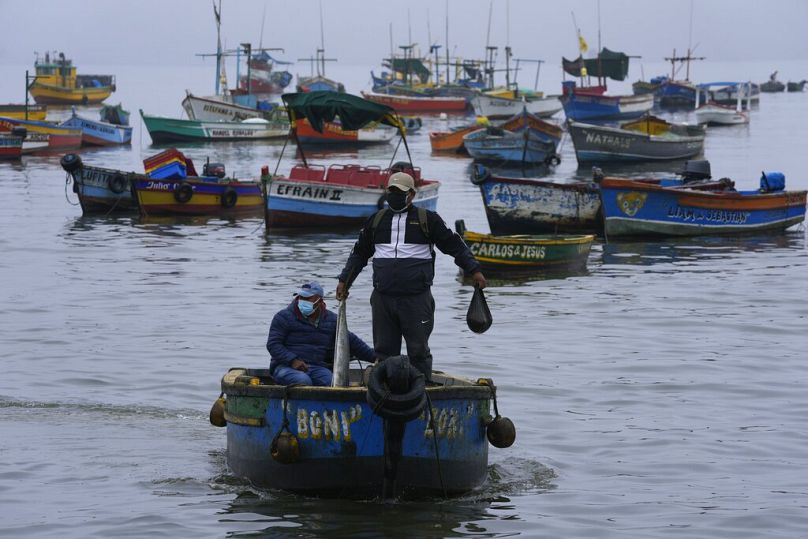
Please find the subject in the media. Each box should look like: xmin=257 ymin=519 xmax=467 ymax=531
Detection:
xmin=578 ymin=34 xmax=588 ymax=54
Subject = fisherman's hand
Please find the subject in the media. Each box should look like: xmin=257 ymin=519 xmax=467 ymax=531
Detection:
xmin=291 ymin=359 xmax=309 ymax=372
xmin=336 ymin=281 xmax=349 ymax=300
xmin=472 ymin=271 xmax=487 ymax=290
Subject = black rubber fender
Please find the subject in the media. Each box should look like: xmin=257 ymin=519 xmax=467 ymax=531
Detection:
xmin=366 ymin=358 xmax=427 ymax=422
xmin=367 ymin=388 xmax=426 ymax=422
xmin=470 ymin=163 xmax=490 ymax=185
xmin=221 ymin=187 xmax=238 ymax=208
xmin=174 ymin=182 xmax=193 ymax=204
xmin=108 ymin=173 xmax=126 ymax=194
xmin=60 ymin=153 xmax=83 ymax=174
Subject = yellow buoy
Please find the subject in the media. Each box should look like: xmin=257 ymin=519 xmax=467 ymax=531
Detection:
xmin=209 ymin=397 xmax=226 ymax=427
xmin=271 ymin=432 xmax=300 ymax=464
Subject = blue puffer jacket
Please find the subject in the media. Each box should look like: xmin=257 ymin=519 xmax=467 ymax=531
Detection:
xmin=267 ymin=300 xmax=376 ymax=374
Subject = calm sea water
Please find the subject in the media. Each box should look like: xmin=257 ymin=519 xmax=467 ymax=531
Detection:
xmin=2 ymin=60 xmax=808 ymax=538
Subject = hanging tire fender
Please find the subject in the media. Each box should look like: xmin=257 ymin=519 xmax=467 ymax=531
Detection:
xmin=470 ymin=163 xmax=490 ymax=185
xmin=174 ymin=182 xmax=193 ymax=203
xmin=108 ymin=173 xmax=127 ymax=194
xmin=221 ymin=187 xmax=238 ymax=208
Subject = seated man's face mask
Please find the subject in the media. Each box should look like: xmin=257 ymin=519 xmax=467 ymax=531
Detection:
xmin=387 ymin=190 xmax=410 ymax=212
xmin=298 ymin=298 xmax=320 ymax=316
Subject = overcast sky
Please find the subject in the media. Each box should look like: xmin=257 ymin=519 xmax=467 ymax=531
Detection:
xmin=2 ymin=0 xmax=806 ymax=69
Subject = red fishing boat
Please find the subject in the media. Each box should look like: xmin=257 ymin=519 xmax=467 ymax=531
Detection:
xmin=0 ymin=131 xmax=24 ymax=160
xmin=361 ymin=91 xmax=468 ymax=114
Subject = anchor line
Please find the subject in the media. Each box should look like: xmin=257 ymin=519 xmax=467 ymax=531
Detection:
xmin=64 ymin=172 xmax=80 ymax=206
xmin=425 ymin=391 xmax=447 ymax=499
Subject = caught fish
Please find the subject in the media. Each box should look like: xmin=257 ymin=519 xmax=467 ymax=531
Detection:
xmin=331 ymin=299 xmax=350 ymax=387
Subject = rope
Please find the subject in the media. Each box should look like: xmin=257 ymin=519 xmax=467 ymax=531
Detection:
xmin=64 ymin=173 xmax=80 ymax=206
xmin=425 ymin=391 xmax=447 ymax=499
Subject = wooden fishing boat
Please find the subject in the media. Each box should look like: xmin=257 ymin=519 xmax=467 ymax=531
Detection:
xmin=265 ymin=92 xmax=440 ymax=228
xmin=294 ymin=118 xmax=397 ymax=146
xmin=787 ymin=80 xmax=807 ymax=92
xmin=463 ymin=109 xmax=563 ymax=165
xmin=471 ymin=165 xmax=601 ymax=234
xmin=60 ymin=109 xmax=132 ymax=146
xmin=760 ymin=72 xmax=785 ymax=93
xmin=598 ymin=171 xmax=806 ymax=237
xmin=60 ymin=154 xmax=139 ymax=214
xmin=131 ymin=149 xmax=264 ymax=217
xmin=0 ymin=132 xmax=24 ymax=160
xmin=181 ymin=92 xmax=278 ymax=122
xmin=471 ymin=93 xmax=562 ymax=119
xmin=361 ymin=91 xmax=468 ymax=114
xmin=693 ymin=84 xmax=751 ymax=126
xmin=0 ymin=104 xmax=47 ymax=121
xmin=429 ymin=124 xmax=481 ymax=153
xmin=455 ymin=219 xmax=594 ymax=271
xmin=0 ymin=117 xmax=82 ymax=153
xmin=213 ymin=366 xmax=513 ymax=497
xmin=560 ymin=82 xmax=654 ymax=122
xmin=568 ymin=115 xmax=705 ymax=163
xmin=139 ymin=110 xmax=288 ymax=143
xmin=28 ymin=51 xmax=115 ymax=105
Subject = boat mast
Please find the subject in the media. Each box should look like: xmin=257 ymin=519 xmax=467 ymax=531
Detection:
xmin=213 ymin=0 xmax=222 ymax=95
xmin=445 ymin=0 xmax=450 ymax=86
xmin=319 ymin=0 xmax=325 ymax=76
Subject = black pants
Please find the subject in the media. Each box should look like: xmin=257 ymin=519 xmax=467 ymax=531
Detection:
xmin=370 ymin=289 xmax=434 ymax=379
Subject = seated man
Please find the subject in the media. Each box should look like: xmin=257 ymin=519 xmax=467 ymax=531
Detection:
xmin=267 ymin=281 xmax=376 ymax=386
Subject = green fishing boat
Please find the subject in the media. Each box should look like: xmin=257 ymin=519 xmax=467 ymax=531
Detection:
xmin=455 ymin=220 xmax=594 ymax=271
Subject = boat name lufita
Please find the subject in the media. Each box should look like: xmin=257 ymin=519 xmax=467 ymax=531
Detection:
xmin=585 ymin=132 xmax=632 ymax=149
xmin=294 ymin=403 xmax=471 ymax=443
xmin=469 ymin=242 xmax=547 ymax=259
xmin=209 ymin=129 xmax=259 ymax=137
xmin=274 ymin=184 xmax=344 ymax=201
xmin=80 ymin=168 xmax=116 ymax=186
xmin=667 ymin=205 xmax=751 ymax=224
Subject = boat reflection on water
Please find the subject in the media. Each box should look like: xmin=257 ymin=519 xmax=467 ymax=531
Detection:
xmin=458 ymin=263 xmax=592 ymax=287
xmin=601 ymin=231 xmax=806 ymax=267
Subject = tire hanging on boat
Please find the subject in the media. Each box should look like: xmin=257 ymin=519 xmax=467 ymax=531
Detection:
xmin=108 ymin=174 xmax=126 ymax=194
xmin=60 ymin=153 xmax=83 ymax=174
xmin=469 ymin=163 xmax=490 ymax=185
xmin=174 ymin=182 xmax=193 ymax=204
xmin=221 ymin=187 xmax=238 ymax=208
xmin=366 ymin=356 xmax=427 ymax=422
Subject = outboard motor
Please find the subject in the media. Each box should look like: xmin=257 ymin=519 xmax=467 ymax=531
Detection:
xmin=203 ymin=162 xmax=226 ymax=178
xmin=680 ymin=160 xmax=711 ymax=183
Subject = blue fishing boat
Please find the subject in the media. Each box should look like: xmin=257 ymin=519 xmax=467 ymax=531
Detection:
xmin=462 ymin=109 xmax=563 ymax=165
xmin=60 ymin=108 xmax=132 ymax=146
xmin=560 ymin=81 xmax=654 ymax=122
xmin=212 ymin=364 xmax=514 ymax=497
xmin=598 ymin=167 xmax=807 ymax=237
xmin=60 ymin=153 xmax=138 ymax=214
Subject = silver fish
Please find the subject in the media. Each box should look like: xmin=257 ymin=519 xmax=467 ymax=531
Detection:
xmin=331 ymin=299 xmax=350 ymax=387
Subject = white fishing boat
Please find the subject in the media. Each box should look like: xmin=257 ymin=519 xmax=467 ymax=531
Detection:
xmin=694 ymin=82 xmax=751 ymax=126
xmin=471 ymin=93 xmax=562 ymax=119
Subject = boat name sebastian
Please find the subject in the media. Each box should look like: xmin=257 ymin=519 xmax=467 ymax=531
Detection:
xmin=275 ymin=184 xmax=343 ymax=201
xmin=667 ymin=205 xmax=751 ymax=224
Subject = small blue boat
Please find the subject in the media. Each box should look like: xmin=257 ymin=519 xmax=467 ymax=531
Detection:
xmin=61 ymin=108 xmax=132 ymax=146
xmin=213 ymin=365 xmax=514 ymax=497
xmin=560 ymin=82 xmax=654 ymax=122
xmin=60 ymin=153 xmax=138 ymax=214
xmin=462 ymin=109 xmax=563 ymax=165
xmin=599 ymin=169 xmax=807 ymax=237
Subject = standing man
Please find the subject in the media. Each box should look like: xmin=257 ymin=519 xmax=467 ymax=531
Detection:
xmin=336 ymin=171 xmax=486 ymax=379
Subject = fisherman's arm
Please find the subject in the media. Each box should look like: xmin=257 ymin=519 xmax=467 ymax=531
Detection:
xmin=337 ymin=216 xmax=376 ymax=299
xmin=429 ymin=213 xmax=487 ymax=288
xmin=347 ymin=330 xmax=377 ymax=363
xmin=266 ymin=313 xmax=300 ymax=367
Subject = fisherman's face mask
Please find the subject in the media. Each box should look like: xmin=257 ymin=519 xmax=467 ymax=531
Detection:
xmin=387 ymin=190 xmax=411 ymax=212
xmin=298 ymin=298 xmax=320 ymax=316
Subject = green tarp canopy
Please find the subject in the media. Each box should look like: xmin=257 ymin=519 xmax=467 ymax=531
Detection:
xmin=562 ymin=48 xmax=630 ymax=81
xmin=281 ymin=92 xmax=404 ymax=133
xmin=383 ymin=58 xmax=431 ymax=83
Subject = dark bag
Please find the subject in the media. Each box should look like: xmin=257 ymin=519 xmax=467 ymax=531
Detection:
xmin=466 ymin=286 xmax=493 ymax=334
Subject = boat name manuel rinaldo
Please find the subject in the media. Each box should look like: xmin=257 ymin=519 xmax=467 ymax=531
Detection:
xmin=274 ymin=183 xmax=344 ymax=201
xmin=293 ymin=402 xmax=474 ymax=442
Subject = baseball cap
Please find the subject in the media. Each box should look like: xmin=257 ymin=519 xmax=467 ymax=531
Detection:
xmin=296 ymin=281 xmax=324 ymax=298
xmin=388 ymin=172 xmax=415 ymax=192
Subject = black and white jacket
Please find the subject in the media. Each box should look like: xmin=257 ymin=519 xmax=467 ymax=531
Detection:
xmin=339 ymin=207 xmax=481 ymax=296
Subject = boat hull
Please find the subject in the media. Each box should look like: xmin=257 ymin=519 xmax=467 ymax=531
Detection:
xmin=361 ymin=92 xmax=468 ymax=113
xmin=0 ymin=133 xmax=23 ymax=160
xmin=182 ymin=94 xmax=267 ymax=122
xmin=0 ymin=104 xmax=47 ymax=121
xmin=140 ymin=112 xmax=288 ymax=143
xmin=461 ymin=229 xmax=594 ymax=270
xmin=1 ymin=117 xmax=82 ymax=153
xmin=221 ymin=368 xmax=491 ymax=496
xmin=694 ymin=104 xmax=749 ymax=126
xmin=471 ymin=94 xmax=562 ymax=119
xmin=561 ymin=93 xmax=653 ymax=122
xmin=29 ymin=82 xmax=112 ymax=105
xmin=67 ymin=165 xmax=139 ymax=214
xmin=568 ymin=121 xmax=705 ymax=162
xmin=429 ymin=125 xmax=479 ymax=152
xmin=132 ymin=177 xmax=264 ymax=217
xmin=61 ymin=115 xmax=132 ymax=146
xmin=295 ymin=119 xmax=396 ymax=146
xmin=599 ymin=178 xmax=807 ymax=237
xmin=476 ymin=173 xmax=602 ymax=234
xmin=266 ymin=177 xmax=440 ymax=227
